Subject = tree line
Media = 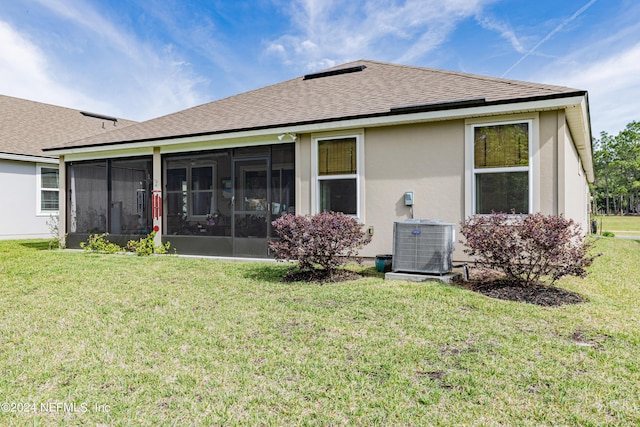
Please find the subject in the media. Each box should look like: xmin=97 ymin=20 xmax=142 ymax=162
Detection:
xmin=592 ymin=121 xmax=640 ymax=215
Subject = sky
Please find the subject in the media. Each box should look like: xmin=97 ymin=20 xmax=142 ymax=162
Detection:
xmin=1 ymin=0 xmax=639 ymax=137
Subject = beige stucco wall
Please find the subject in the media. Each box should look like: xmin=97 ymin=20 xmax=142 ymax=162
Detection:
xmin=295 ymin=111 xmax=591 ymax=261
xmin=539 ymin=110 xmax=590 ymax=231
xmin=296 ymin=121 xmax=466 ymax=259
xmin=361 ymin=121 xmax=465 ymax=258
xmin=559 ymin=116 xmax=590 ymax=231
xmin=538 ymin=111 xmax=559 ymax=215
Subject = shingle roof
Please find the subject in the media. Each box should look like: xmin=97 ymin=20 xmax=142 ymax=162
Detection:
xmin=0 ymin=95 xmax=136 ymax=158
xmin=46 ymin=60 xmax=585 ymax=151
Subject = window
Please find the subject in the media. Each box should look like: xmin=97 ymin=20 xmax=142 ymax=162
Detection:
xmin=37 ymin=164 xmax=59 ymax=215
xmin=472 ymin=121 xmax=531 ymax=214
xmin=313 ymin=134 xmax=363 ymax=217
xmin=166 ymin=164 xmax=216 ymax=220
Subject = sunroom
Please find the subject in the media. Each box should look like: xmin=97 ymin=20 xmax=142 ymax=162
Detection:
xmin=65 ymin=143 xmax=295 ymax=257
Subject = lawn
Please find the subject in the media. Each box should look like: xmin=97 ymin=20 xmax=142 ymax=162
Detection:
xmin=0 ymin=238 xmax=639 ymax=425
xmin=594 ymin=214 xmax=640 ymax=236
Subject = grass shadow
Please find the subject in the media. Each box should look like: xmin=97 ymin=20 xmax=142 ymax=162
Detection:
xmin=244 ymin=263 xmax=382 ymax=285
xmin=19 ymin=241 xmax=53 ymax=251
xmin=244 ymin=263 xmax=293 ymax=283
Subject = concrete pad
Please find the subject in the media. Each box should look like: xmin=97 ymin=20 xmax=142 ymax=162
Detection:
xmin=385 ymin=271 xmax=462 ymax=284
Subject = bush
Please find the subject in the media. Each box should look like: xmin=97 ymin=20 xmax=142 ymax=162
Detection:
xmin=126 ymin=232 xmax=173 ymax=256
xmin=269 ymin=211 xmax=372 ymax=273
xmin=80 ymin=233 xmax=123 ymax=254
xmin=81 ymin=232 xmax=173 ymax=256
xmin=601 ymin=231 xmax=615 ymax=237
xmin=460 ymin=212 xmax=597 ymax=286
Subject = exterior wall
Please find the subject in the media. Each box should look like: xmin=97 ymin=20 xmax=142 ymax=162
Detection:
xmin=296 ymin=121 xmax=466 ymax=259
xmin=295 ymin=111 xmax=591 ymax=261
xmin=0 ymin=159 xmax=54 ymax=239
xmin=559 ymin=116 xmax=590 ymax=231
xmin=361 ymin=121 xmax=466 ymax=258
xmin=538 ymin=111 xmax=559 ymax=215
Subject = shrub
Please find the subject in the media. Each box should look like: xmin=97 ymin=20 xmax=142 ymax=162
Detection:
xmin=80 ymin=233 xmax=123 ymax=254
xmin=601 ymin=231 xmax=615 ymax=237
xmin=460 ymin=212 xmax=597 ymax=286
xmin=269 ymin=211 xmax=372 ymax=273
xmin=81 ymin=232 xmax=173 ymax=256
xmin=126 ymin=232 xmax=173 ymax=256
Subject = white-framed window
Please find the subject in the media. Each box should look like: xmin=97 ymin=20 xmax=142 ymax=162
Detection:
xmin=311 ymin=131 xmax=364 ymax=219
xmin=36 ymin=164 xmax=59 ymax=215
xmin=467 ymin=118 xmax=536 ymax=215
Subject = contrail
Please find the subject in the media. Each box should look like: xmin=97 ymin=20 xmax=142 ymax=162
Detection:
xmin=502 ymin=0 xmax=598 ymax=77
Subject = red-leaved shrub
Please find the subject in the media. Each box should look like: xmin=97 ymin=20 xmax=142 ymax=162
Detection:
xmin=460 ymin=212 xmax=597 ymax=286
xmin=270 ymin=211 xmax=371 ymax=272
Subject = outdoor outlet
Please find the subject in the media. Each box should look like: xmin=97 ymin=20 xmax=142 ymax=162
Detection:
xmin=368 ymin=226 xmax=374 ymax=236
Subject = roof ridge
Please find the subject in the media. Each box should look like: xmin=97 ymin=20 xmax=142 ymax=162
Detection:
xmin=0 ymin=93 xmax=138 ymax=123
xmin=328 ymin=60 xmax=578 ymax=93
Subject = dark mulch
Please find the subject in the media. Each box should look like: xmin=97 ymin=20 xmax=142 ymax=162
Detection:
xmin=281 ymin=268 xmax=362 ymax=284
xmin=455 ymin=268 xmax=588 ymax=307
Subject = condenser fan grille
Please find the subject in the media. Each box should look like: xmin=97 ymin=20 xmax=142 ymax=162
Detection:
xmin=392 ymin=220 xmax=455 ymax=274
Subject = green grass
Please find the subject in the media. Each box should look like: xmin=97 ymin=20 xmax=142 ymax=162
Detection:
xmin=1 ymin=238 xmax=639 ymax=425
xmin=594 ymin=214 xmax=640 ymax=236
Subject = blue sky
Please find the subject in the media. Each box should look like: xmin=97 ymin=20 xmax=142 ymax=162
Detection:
xmin=1 ymin=0 xmax=638 ymax=136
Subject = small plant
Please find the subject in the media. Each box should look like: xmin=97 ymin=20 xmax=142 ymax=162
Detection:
xmin=80 ymin=233 xmax=123 ymax=254
xmin=269 ymin=211 xmax=372 ymax=274
xmin=46 ymin=214 xmax=66 ymax=249
xmin=460 ymin=212 xmax=598 ymax=286
xmin=126 ymin=232 xmax=173 ymax=256
xmin=601 ymin=231 xmax=615 ymax=237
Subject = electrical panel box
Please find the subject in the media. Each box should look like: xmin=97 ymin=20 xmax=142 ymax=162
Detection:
xmin=404 ymin=191 xmax=414 ymax=206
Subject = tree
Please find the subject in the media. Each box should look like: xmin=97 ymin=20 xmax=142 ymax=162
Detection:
xmin=592 ymin=121 xmax=640 ymax=215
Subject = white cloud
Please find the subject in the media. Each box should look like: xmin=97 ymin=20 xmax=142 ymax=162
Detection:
xmin=36 ymin=0 xmax=140 ymax=61
xmin=501 ymin=0 xmax=598 ymax=77
xmin=0 ymin=20 xmax=111 ymax=112
xmin=266 ymin=0 xmax=496 ymax=71
xmin=1 ymin=1 xmax=209 ymax=121
xmin=537 ymin=42 xmax=640 ymax=135
xmin=475 ymin=14 xmax=525 ymax=53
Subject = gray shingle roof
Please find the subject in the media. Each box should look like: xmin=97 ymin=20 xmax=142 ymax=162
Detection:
xmin=45 ymin=60 xmax=585 ymax=151
xmin=0 ymin=95 xmax=136 ymax=158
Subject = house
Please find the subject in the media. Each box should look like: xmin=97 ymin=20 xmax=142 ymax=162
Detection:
xmin=0 ymin=95 xmax=136 ymax=240
xmin=44 ymin=60 xmax=593 ymax=259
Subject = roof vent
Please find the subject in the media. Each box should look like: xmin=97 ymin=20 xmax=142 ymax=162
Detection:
xmin=80 ymin=111 xmax=118 ymax=122
xmin=303 ymin=65 xmax=367 ymax=80
xmin=390 ymin=97 xmax=486 ymax=114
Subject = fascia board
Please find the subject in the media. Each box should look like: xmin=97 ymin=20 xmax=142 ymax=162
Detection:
xmin=0 ymin=153 xmax=59 ymax=164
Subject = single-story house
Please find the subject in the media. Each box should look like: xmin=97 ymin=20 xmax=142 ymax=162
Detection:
xmin=44 ymin=60 xmax=593 ymax=259
xmin=0 ymin=95 xmax=136 ymax=240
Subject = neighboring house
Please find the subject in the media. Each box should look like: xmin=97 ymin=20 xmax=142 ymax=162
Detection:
xmin=0 ymin=95 xmax=136 ymax=239
xmin=44 ymin=60 xmax=593 ymax=259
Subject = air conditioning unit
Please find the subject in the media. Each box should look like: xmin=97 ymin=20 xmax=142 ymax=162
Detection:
xmin=392 ymin=219 xmax=455 ymax=275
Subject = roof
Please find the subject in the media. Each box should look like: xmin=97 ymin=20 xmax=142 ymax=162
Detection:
xmin=45 ymin=60 xmax=587 ymax=151
xmin=0 ymin=95 xmax=136 ymax=159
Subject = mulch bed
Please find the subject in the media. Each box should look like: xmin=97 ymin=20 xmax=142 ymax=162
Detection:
xmin=455 ymin=268 xmax=588 ymax=307
xmin=281 ymin=266 xmax=587 ymax=307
